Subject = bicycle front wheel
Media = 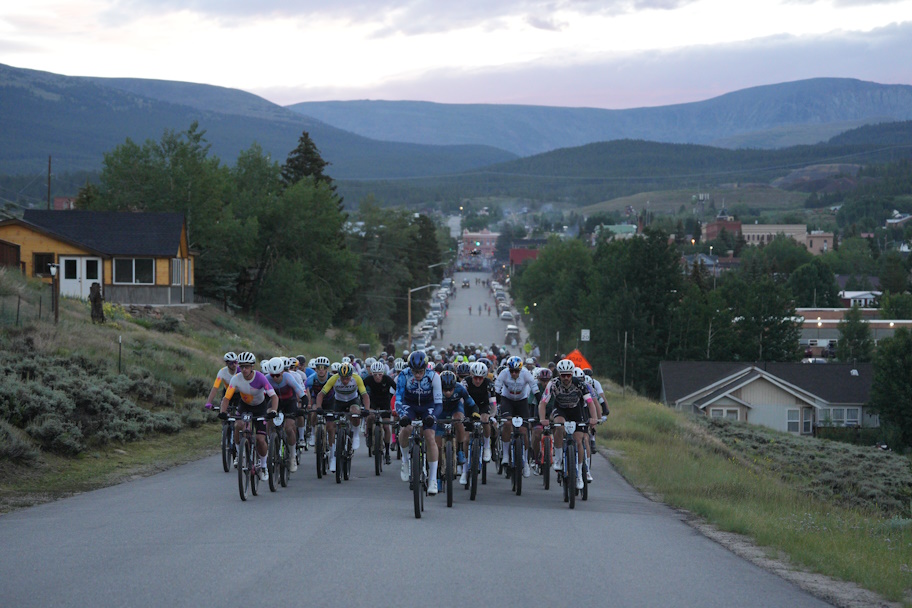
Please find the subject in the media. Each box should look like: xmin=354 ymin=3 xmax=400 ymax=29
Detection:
xmin=469 ymin=438 xmax=479 ymax=501
xmin=315 ymin=427 xmax=324 ymax=479
xmin=221 ymin=423 xmax=231 ymax=473
xmin=411 ymin=442 xmax=422 ymax=519
xmin=513 ymin=439 xmax=523 ymax=496
xmin=566 ymin=443 xmax=577 ymax=510
xmin=374 ymin=424 xmax=383 ymax=476
xmin=445 ymin=440 xmax=454 ymax=508
xmin=335 ymin=432 xmax=344 ymax=484
xmin=268 ymin=435 xmax=279 ymax=492
xmin=542 ymin=435 xmax=552 ymax=491
xmin=279 ymin=442 xmax=288 ymax=488
xmin=343 ymin=433 xmax=351 ymax=481
xmin=237 ymin=435 xmax=249 ymax=501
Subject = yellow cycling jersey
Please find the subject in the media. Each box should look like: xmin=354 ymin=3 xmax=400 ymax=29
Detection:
xmin=320 ymin=373 xmax=367 ymax=402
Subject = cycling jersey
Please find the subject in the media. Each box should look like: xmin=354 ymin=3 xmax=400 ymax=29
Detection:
xmin=395 ymin=369 xmax=443 ymax=420
xmin=267 ymin=371 xmax=305 ymax=401
xmin=307 ymin=373 xmax=335 ymax=407
xmin=321 ymin=373 xmax=367 ymax=403
xmin=541 ymin=377 xmax=593 ymax=411
xmin=494 ymin=367 xmax=536 ymax=401
xmin=464 ymin=377 xmax=496 ymax=415
xmin=224 ymin=371 xmax=277 ymax=407
xmin=441 ymin=384 xmax=475 ymax=416
xmin=212 ymin=366 xmax=234 ymax=390
xmin=364 ymin=374 xmax=396 ymax=411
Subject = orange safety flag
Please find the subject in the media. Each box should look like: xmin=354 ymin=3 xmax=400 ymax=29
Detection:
xmin=566 ymin=349 xmax=592 ymax=370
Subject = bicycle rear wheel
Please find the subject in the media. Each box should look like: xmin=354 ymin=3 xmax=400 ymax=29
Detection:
xmin=335 ymin=432 xmax=344 ymax=484
xmin=469 ymin=438 xmax=479 ymax=501
xmin=237 ymin=435 xmax=249 ymax=501
xmin=268 ymin=434 xmax=279 ymax=492
xmin=566 ymin=443 xmax=576 ymax=509
xmin=445 ymin=440 xmax=454 ymax=508
xmin=279 ymin=441 xmax=288 ymax=488
xmin=315 ymin=426 xmax=324 ymax=479
xmin=542 ymin=435 xmax=552 ymax=491
xmin=343 ymin=433 xmax=351 ymax=481
xmin=411 ymin=442 xmax=422 ymax=519
xmin=221 ymin=423 xmax=231 ymax=473
xmin=374 ymin=424 xmax=383 ymax=476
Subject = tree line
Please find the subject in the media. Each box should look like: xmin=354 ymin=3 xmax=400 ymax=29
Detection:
xmin=75 ymin=123 xmax=444 ymax=342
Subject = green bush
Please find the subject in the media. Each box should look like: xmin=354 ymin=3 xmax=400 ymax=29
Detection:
xmin=0 ymin=419 xmax=39 ymax=463
xmin=150 ymin=316 xmax=181 ymax=333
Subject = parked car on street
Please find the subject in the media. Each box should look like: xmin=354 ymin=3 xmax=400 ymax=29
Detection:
xmin=500 ymin=311 xmax=514 ymax=322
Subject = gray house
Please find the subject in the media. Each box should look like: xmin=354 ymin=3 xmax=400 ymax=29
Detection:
xmin=659 ymin=361 xmax=876 ymax=435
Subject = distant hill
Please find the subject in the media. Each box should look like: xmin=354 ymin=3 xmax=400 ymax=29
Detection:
xmin=288 ymin=79 xmax=912 ymax=156
xmin=0 ymin=64 xmax=516 ymax=178
xmin=335 ymin=121 xmax=912 ymax=207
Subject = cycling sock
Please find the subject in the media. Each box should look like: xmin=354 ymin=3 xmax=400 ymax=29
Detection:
xmin=428 ymin=460 xmax=438 ymax=482
xmin=260 ymin=456 xmax=267 ymax=468
xmin=483 ymin=437 xmax=490 ymax=448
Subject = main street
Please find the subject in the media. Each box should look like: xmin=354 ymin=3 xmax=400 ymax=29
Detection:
xmin=0 ymin=271 xmax=833 ymax=608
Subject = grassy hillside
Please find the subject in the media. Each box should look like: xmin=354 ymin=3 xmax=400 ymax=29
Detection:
xmin=603 ymin=391 xmax=912 ymax=604
xmin=0 ymin=267 xmax=366 ymax=510
xmin=579 ymin=185 xmax=808 ymax=216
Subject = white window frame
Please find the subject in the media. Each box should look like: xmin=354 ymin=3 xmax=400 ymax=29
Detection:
xmin=846 ymin=408 xmax=859 ymax=426
xmin=171 ymin=258 xmax=183 ymax=286
xmin=113 ymin=258 xmax=155 ymax=285
xmin=709 ymin=408 xmax=739 ymax=421
xmin=787 ymin=409 xmax=800 ymax=433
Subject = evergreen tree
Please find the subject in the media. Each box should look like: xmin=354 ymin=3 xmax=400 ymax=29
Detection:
xmin=281 ymin=130 xmax=331 ymax=188
xmin=835 ymin=305 xmax=874 ymax=362
xmin=869 ymin=328 xmax=912 ymax=447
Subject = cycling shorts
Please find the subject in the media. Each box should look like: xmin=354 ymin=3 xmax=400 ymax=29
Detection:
xmin=237 ymin=401 xmax=268 ymax=434
xmin=499 ymin=396 xmax=530 ymax=420
xmin=550 ymin=404 xmax=584 ymax=425
xmin=436 ymin=406 xmax=464 ymax=436
xmin=278 ymin=397 xmax=300 ymax=417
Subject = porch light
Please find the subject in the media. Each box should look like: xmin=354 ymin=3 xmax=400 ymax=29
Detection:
xmin=48 ymin=264 xmax=58 ymax=277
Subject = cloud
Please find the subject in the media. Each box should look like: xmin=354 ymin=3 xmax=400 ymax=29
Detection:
xmin=255 ymin=21 xmax=912 ymax=108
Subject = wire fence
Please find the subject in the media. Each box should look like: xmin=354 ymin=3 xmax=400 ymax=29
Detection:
xmin=0 ymin=289 xmax=53 ymax=327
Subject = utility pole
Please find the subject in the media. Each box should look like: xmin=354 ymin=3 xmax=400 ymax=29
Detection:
xmin=47 ymin=155 xmax=52 ymax=210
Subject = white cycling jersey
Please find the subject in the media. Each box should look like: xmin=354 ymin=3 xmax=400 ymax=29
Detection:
xmin=494 ymin=367 xmax=536 ymax=401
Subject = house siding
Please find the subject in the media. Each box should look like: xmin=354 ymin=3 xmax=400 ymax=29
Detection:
xmin=740 ymin=379 xmax=805 ymax=432
xmin=0 ymin=225 xmax=91 ymax=278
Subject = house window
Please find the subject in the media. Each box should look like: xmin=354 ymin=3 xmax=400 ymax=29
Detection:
xmin=114 ymin=258 xmax=155 ymax=285
xmin=830 ymin=408 xmax=845 ymax=425
xmin=33 ymin=253 xmax=54 ymax=277
xmin=710 ymin=408 xmax=739 ymax=420
xmin=63 ymin=259 xmax=77 ymax=280
xmin=85 ymin=259 xmax=99 ymax=282
xmin=787 ymin=409 xmax=799 ymax=433
xmin=710 ymin=409 xmax=723 ymax=418
xmin=171 ymin=258 xmax=182 ymax=285
xmin=846 ymin=408 xmax=859 ymax=426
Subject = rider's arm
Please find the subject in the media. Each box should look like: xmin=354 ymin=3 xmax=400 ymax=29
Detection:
xmin=219 ymin=385 xmax=236 ymax=414
xmin=355 ymin=375 xmax=371 ymax=411
xmin=538 ymin=380 xmax=553 ymax=425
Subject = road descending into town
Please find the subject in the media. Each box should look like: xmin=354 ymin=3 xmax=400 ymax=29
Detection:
xmin=0 ymin=272 xmax=834 ymax=608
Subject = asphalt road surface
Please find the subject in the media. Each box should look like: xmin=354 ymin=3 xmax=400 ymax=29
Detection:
xmin=0 ymin=271 xmax=834 ymax=608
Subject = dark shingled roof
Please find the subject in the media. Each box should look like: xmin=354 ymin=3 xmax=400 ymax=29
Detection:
xmin=20 ymin=210 xmax=185 ymax=256
xmin=660 ymin=361 xmax=873 ymax=406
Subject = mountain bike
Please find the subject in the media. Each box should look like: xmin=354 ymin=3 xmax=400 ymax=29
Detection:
xmin=334 ymin=410 xmax=361 ymax=484
xmin=312 ymin=410 xmax=332 ymax=479
xmin=266 ymin=412 xmax=290 ymax=492
xmin=369 ymin=410 xmax=393 ymax=476
xmin=540 ymin=423 xmax=553 ymax=491
xmin=490 ymin=418 xmax=503 ymax=479
xmin=437 ymin=418 xmax=459 ymax=508
xmin=236 ymin=413 xmax=266 ymax=502
xmin=500 ymin=416 xmax=531 ymax=496
xmin=406 ymin=418 xmax=430 ymax=519
xmin=555 ymin=421 xmax=588 ymax=509
xmin=220 ymin=410 xmax=237 ymax=473
xmin=463 ymin=418 xmax=484 ymax=501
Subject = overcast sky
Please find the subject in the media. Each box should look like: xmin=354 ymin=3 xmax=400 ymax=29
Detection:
xmin=1 ymin=0 xmax=911 ymax=108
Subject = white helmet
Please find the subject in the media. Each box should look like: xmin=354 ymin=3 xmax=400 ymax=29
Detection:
xmin=370 ymin=361 xmax=386 ymax=374
xmin=394 ymin=359 xmax=407 ymax=372
xmin=532 ymin=367 xmax=541 ymax=380
xmin=525 ymin=357 xmax=535 ymax=365
xmin=266 ymin=357 xmax=285 ymax=375
xmin=237 ymin=351 xmax=256 ymax=366
xmin=555 ymin=359 xmax=575 ymax=374
xmin=313 ymin=356 xmax=330 ymax=368
xmin=365 ymin=357 xmax=376 ymax=368
xmin=471 ymin=361 xmax=488 ymax=377
xmin=583 ymin=375 xmax=595 ymax=386
xmin=468 ymin=355 xmax=476 ymax=362
xmin=308 ymin=358 xmax=316 ymax=368
xmin=260 ymin=360 xmax=269 ymax=373
xmin=573 ymin=367 xmax=585 ymax=379
xmin=223 ymin=351 xmax=238 ymax=363
xmin=342 ymin=356 xmax=351 ymax=365
xmin=330 ymin=362 xmax=341 ymax=374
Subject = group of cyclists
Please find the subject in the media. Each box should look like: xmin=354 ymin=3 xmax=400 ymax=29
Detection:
xmin=206 ymin=345 xmax=611 ymax=499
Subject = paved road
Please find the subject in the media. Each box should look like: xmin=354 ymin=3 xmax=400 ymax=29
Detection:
xmin=0 ymin=270 xmax=834 ymax=608
xmin=435 ymin=270 xmax=522 ymax=350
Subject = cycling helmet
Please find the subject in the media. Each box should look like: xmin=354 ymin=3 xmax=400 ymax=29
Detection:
xmin=283 ymin=357 xmax=295 ymax=370
xmin=555 ymin=359 xmax=575 ymax=374
xmin=434 ymin=353 xmax=443 ymax=361
xmin=443 ymin=363 xmax=456 ymax=373
xmin=573 ymin=367 xmax=585 ymax=379
xmin=308 ymin=358 xmax=316 ymax=368
xmin=297 ymin=356 xmax=307 ymax=368
xmin=313 ymin=356 xmax=330 ymax=368
xmin=583 ymin=375 xmax=594 ymax=386
xmin=342 ymin=356 xmax=351 ymax=365
xmin=468 ymin=355 xmax=476 ymax=362
xmin=266 ymin=357 xmax=285 ymax=375
xmin=525 ymin=357 xmax=535 ymax=366
xmin=456 ymin=362 xmax=471 ymax=377
xmin=440 ymin=371 xmax=457 ymax=390
xmin=507 ymin=356 xmax=524 ymax=371
xmin=370 ymin=361 xmax=386 ymax=374
xmin=394 ymin=359 xmax=407 ymax=373
xmin=434 ymin=363 xmax=444 ymax=373
xmin=538 ymin=368 xmax=552 ymax=381
xmin=223 ymin=351 xmax=238 ymax=363
xmin=471 ymin=361 xmax=488 ymax=377
xmin=339 ymin=363 xmax=353 ymax=378
xmin=260 ymin=360 xmax=269 ymax=373
xmin=330 ymin=362 xmax=341 ymax=374
xmin=237 ymin=351 xmax=257 ymax=366
xmin=583 ymin=368 xmax=593 ymax=376
xmin=456 ymin=355 xmax=465 ymax=364
xmin=365 ymin=357 xmax=376 ymax=369
xmin=408 ymin=350 xmax=427 ymax=371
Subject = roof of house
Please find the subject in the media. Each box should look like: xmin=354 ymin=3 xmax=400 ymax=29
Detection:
xmin=660 ymin=361 xmax=873 ymax=406
xmin=13 ymin=210 xmax=185 ymax=256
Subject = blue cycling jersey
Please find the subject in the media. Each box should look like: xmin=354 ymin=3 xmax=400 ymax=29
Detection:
xmin=395 ymin=369 xmax=443 ymax=419
xmin=442 ymin=383 xmax=475 ymax=414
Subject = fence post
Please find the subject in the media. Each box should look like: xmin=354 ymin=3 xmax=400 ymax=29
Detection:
xmin=39 ymin=296 xmax=42 ymax=320
xmin=16 ymin=295 xmax=21 ymax=326
xmin=118 ymin=335 xmax=123 ymax=374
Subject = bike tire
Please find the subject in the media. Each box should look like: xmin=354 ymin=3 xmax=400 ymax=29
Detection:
xmin=343 ymin=433 xmax=351 ymax=481
xmin=566 ymin=443 xmax=576 ymax=509
xmin=582 ymin=459 xmax=589 ymax=501
xmin=469 ymin=438 xmax=479 ymax=500
xmin=542 ymin=436 xmax=552 ymax=491
xmin=494 ymin=435 xmax=504 ymax=476
xmin=513 ymin=439 xmax=523 ymax=496
xmin=445 ymin=441 xmax=454 ymax=508
xmin=268 ymin=435 xmax=279 ymax=492
xmin=221 ymin=423 xmax=231 ymax=473
xmin=411 ymin=442 xmax=422 ymax=519
xmin=374 ymin=425 xmax=383 ymax=476
xmin=250 ymin=442 xmax=260 ymax=497
xmin=335 ymin=431 xmax=344 ymax=484
xmin=237 ymin=435 xmax=249 ymax=502
xmin=315 ymin=427 xmax=324 ymax=479
xmin=279 ymin=442 xmax=288 ymax=488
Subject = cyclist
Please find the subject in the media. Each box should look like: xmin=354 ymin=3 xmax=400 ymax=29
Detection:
xmin=205 ymin=351 xmax=238 ymax=411
xmin=494 ymin=355 xmax=537 ymax=478
xmin=396 ymin=351 xmax=443 ymax=495
xmin=435 ymin=370 xmax=476 ymax=486
xmin=305 ymin=356 xmax=334 ymax=446
xmin=315 ymin=362 xmax=370 ymax=473
xmin=364 ymin=360 xmax=396 ymax=464
xmin=464 ymin=361 xmax=497 ymax=462
xmin=538 ymin=359 xmax=599 ymax=491
xmin=583 ymin=368 xmax=610 ymax=419
xmin=263 ymin=357 xmax=306 ymax=473
xmin=218 ymin=351 xmax=279 ymax=481
xmin=529 ymin=367 xmax=553 ymax=473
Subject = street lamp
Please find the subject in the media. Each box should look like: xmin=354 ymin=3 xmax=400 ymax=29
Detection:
xmin=48 ymin=263 xmax=59 ymax=324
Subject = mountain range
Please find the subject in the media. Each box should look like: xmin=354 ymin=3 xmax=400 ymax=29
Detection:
xmin=3 ymin=62 xmax=912 ymax=186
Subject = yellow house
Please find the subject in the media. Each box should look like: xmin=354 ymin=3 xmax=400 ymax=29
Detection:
xmin=0 ymin=210 xmax=195 ymax=305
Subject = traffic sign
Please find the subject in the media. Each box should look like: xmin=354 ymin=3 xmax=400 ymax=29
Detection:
xmin=581 ymin=329 xmax=590 ymax=342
